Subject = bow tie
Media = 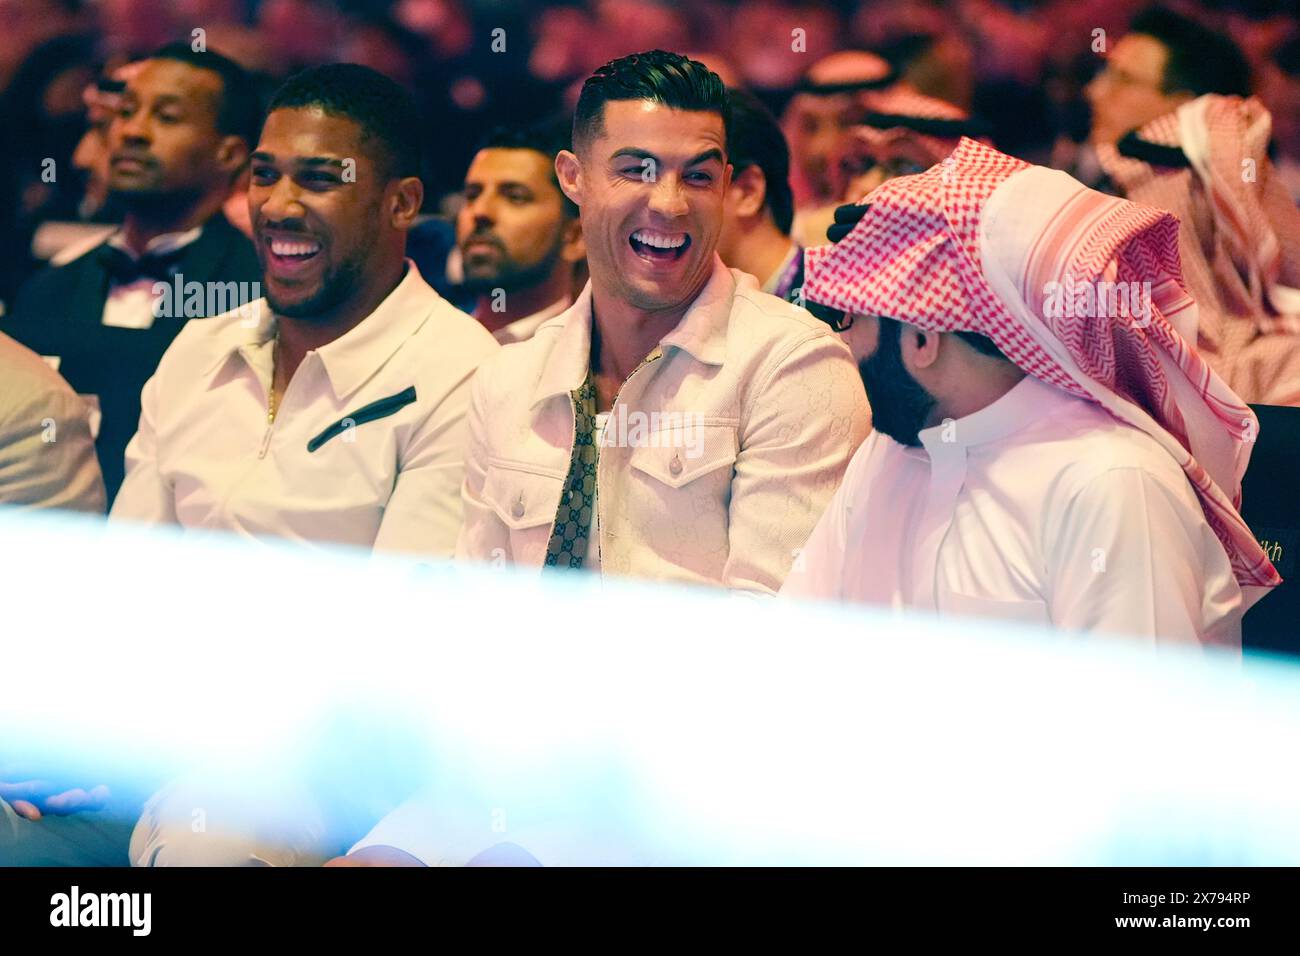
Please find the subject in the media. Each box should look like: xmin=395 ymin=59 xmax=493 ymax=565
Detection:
xmin=98 ymin=244 xmax=187 ymax=284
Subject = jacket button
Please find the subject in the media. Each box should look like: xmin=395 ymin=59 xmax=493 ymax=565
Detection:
xmin=511 ymin=494 xmax=525 ymax=519
xmin=668 ymin=454 xmax=683 ymax=477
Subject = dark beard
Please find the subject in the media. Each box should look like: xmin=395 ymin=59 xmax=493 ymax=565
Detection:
xmin=460 ymin=232 xmax=564 ymax=296
xmin=266 ymin=256 xmax=364 ymax=320
xmin=859 ymin=316 xmax=937 ymax=448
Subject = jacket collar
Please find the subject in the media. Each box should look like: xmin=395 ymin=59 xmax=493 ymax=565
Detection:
xmin=204 ymin=260 xmax=438 ymax=401
xmin=530 ymin=254 xmax=736 ymax=408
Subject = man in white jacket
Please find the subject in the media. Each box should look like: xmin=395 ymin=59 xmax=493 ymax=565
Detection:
xmin=332 ymin=50 xmax=870 ymax=867
xmin=453 ymin=50 xmax=869 ymax=590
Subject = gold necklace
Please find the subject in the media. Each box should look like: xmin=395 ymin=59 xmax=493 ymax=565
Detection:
xmin=267 ymin=336 xmax=281 ymax=424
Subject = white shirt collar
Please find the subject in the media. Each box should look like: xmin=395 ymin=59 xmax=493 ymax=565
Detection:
xmin=917 ymin=374 xmax=1064 ymax=456
xmin=530 ymin=255 xmax=737 ymax=408
xmin=207 ymin=260 xmax=442 ymax=402
xmin=106 ymin=225 xmax=204 ymax=259
xmin=492 ymin=295 xmax=572 ymax=345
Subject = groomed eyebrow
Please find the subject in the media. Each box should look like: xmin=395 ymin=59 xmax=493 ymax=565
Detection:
xmin=609 ymin=147 xmax=725 ymax=167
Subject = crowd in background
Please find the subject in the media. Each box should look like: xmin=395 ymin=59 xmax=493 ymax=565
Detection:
xmin=1 ymin=1 xmax=1299 ymax=867
xmin=3 ymin=0 xmax=1299 ymax=303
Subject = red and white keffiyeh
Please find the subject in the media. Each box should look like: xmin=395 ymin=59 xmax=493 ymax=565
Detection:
xmin=851 ymin=86 xmax=977 ymax=167
xmin=1097 ymin=95 xmax=1300 ymax=405
xmin=804 ymin=137 xmax=1281 ymax=590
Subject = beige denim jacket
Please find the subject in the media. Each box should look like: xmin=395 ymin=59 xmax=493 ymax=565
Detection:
xmin=456 ymin=256 xmax=870 ymax=593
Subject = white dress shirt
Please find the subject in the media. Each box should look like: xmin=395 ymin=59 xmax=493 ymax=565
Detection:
xmin=488 ymin=295 xmax=571 ymax=346
xmin=782 ymin=375 xmax=1245 ymax=647
xmin=111 ymin=262 xmax=499 ymax=555
xmin=99 ymin=227 xmax=203 ymax=330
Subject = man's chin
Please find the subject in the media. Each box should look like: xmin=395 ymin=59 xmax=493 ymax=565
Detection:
xmin=266 ymin=289 xmax=324 ymax=319
xmin=107 ymin=184 xmax=175 ymax=207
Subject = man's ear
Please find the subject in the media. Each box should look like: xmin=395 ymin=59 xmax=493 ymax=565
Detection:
xmin=560 ymin=215 xmax=585 ymax=264
xmin=389 ymin=176 xmax=425 ymax=230
xmin=215 ymin=135 xmax=250 ymax=180
xmin=555 ymin=150 xmax=582 ymax=208
xmin=904 ymin=323 xmax=942 ymax=371
xmin=728 ymin=164 xmax=767 ymax=219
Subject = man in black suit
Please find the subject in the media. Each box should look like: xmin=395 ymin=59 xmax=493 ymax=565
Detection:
xmin=4 ymin=44 xmax=262 ymax=504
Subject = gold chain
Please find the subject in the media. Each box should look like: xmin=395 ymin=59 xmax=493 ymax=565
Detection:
xmin=267 ymin=336 xmax=281 ymax=424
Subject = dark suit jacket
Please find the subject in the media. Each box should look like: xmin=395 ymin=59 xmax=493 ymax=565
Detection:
xmin=3 ymin=214 xmax=260 ymax=503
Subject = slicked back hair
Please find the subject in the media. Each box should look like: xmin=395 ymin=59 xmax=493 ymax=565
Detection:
xmin=573 ymin=50 xmax=730 ymax=155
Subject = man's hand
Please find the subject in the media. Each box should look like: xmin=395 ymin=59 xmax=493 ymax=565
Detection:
xmin=0 ymin=781 xmax=111 ymax=821
xmin=324 ymin=845 xmax=426 ymax=867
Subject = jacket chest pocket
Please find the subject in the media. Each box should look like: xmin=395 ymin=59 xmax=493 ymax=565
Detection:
xmin=625 ymin=423 xmax=739 ymax=490
xmin=482 ymin=459 xmax=565 ymax=563
xmin=619 ymin=424 xmax=739 ymax=562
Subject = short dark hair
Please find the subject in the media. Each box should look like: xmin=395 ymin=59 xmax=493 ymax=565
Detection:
xmin=726 ymin=88 xmax=794 ymax=235
xmin=477 ymin=116 xmax=578 ymax=217
xmin=266 ymin=63 xmax=422 ymax=181
xmin=1130 ymin=7 xmax=1252 ymax=98
xmin=149 ymin=43 xmax=262 ymax=147
xmin=953 ymin=330 xmax=1007 ymax=360
xmin=573 ymin=50 xmax=730 ymax=154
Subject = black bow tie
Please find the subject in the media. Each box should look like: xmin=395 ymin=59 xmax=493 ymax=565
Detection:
xmin=98 ymin=244 xmax=187 ymax=284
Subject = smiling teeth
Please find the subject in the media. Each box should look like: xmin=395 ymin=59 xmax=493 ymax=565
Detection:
xmin=632 ymin=230 xmax=687 ymax=249
xmin=270 ymin=240 xmax=320 ymax=257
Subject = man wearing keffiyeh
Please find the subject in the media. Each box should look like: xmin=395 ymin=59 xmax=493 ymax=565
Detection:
xmin=782 ymin=138 xmax=1280 ymax=648
xmin=1085 ymin=7 xmax=1300 ymax=405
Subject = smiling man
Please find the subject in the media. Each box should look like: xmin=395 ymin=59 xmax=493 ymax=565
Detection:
xmin=97 ymin=63 xmax=500 ymax=866
xmin=335 ymin=54 xmax=869 ymax=868
xmin=111 ymin=63 xmax=498 ymax=556
xmin=450 ymin=50 xmax=868 ymax=590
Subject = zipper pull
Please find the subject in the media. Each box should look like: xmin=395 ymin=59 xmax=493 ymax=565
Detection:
xmin=258 ymin=424 xmax=273 ymax=459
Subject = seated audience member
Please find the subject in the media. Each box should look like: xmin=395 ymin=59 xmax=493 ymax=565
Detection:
xmin=781 ymin=139 xmax=1280 ymax=645
xmin=781 ymin=50 xmax=897 ymax=214
xmin=1260 ymin=37 xmax=1300 ymax=203
xmin=0 ymin=63 xmax=499 ymax=870
xmin=798 ymin=84 xmax=988 ymax=251
xmin=0 ymin=332 xmax=105 ymax=512
xmin=1087 ymin=7 xmax=1300 ymax=405
xmin=458 ymin=118 xmax=586 ymax=344
xmin=111 ymin=64 xmax=499 ymax=555
xmin=455 ymin=50 xmax=869 ymax=590
xmin=715 ymin=89 xmax=805 ymax=304
xmin=3 ymin=45 xmax=262 ymax=504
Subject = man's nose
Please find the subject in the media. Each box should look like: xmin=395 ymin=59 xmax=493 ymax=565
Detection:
xmin=258 ymin=175 xmax=307 ymax=222
xmin=647 ymin=174 xmax=689 ymax=219
xmin=111 ymin=111 xmax=149 ymax=147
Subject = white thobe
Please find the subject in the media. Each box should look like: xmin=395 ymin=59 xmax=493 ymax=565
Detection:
xmin=781 ymin=375 xmax=1245 ymax=647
